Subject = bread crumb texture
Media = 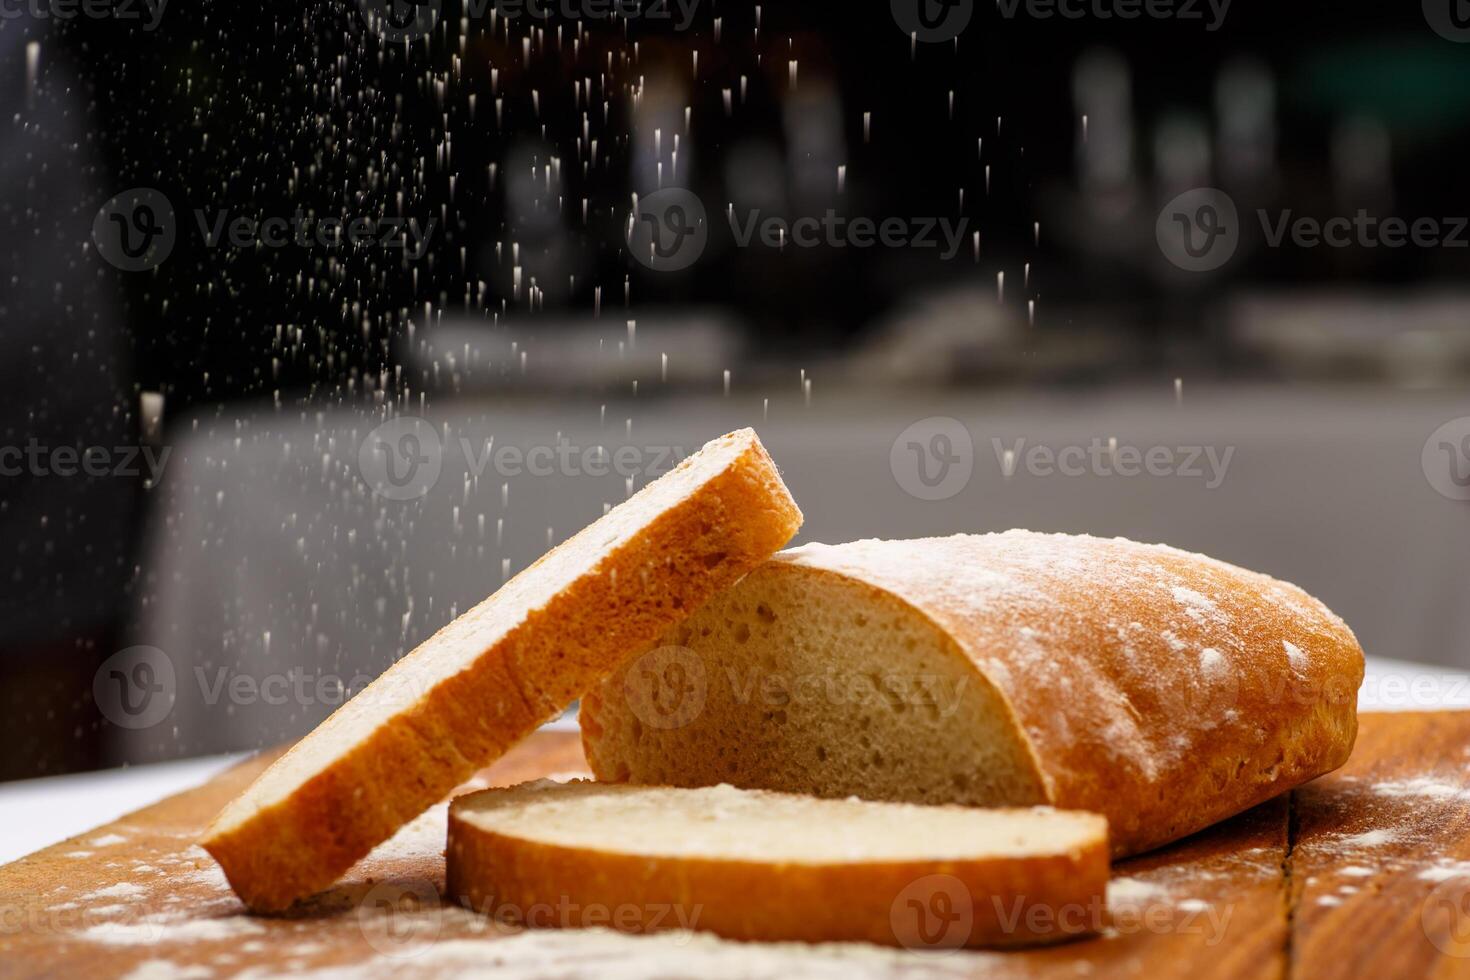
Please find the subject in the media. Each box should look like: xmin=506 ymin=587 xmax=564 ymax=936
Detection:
xmin=584 ymin=531 xmax=1364 ymax=857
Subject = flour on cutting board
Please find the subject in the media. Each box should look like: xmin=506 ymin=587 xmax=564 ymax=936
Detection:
xmin=1106 ymin=877 xmax=1171 ymax=905
xmin=1332 ymin=828 xmax=1404 ymax=849
xmin=82 ymin=917 xmax=267 ymax=946
xmin=1418 ymin=860 xmax=1470 ymax=882
xmin=120 ymin=961 xmax=213 ymax=980
xmin=1371 ymin=776 xmax=1470 ymax=803
xmin=228 ymin=929 xmax=995 ymax=980
xmin=81 ymin=881 xmax=149 ymax=902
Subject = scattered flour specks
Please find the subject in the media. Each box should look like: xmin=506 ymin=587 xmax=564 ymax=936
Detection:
xmin=83 ymin=882 xmax=148 ymax=901
xmin=1171 ymin=586 xmax=1222 ymax=626
xmin=1107 ymin=877 xmax=1170 ymax=906
xmin=1335 ymin=828 xmax=1402 ymax=849
xmin=1372 ymin=777 xmax=1470 ymax=803
xmin=1282 ymin=639 xmax=1307 ymax=670
xmin=1159 ymin=630 xmax=1188 ymax=653
xmin=1418 ymin=861 xmax=1470 ymax=882
xmin=87 ymin=904 xmax=131 ymax=917
xmin=82 ymin=917 xmax=266 ymax=946
xmin=89 ymin=834 xmax=129 ymax=847
xmin=1198 ymin=648 xmax=1227 ymax=676
xmin=119 ymin=961 xmax=213 ymax=980
xmin=223 ymin=929 xmax=996 ymax=980
xmin=1318 ymin=896 xmax=1342 ymax=907
xmin=1338 ymin=866 xmax=1376 ymax=877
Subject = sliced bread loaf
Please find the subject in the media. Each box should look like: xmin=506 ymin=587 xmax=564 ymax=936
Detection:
xmin=202 ymin=428 xmax=802 ymax=911
xmin=446 ymin=780 xmax=1109 ymax=948
xmin=581 ymin=531 xmax=1364 ymax=857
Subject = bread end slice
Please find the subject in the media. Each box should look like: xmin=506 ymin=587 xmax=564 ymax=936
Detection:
xmin=582 ymin=532 xmax=1362 ymax=858
xmin=447 ymin=780 xmax=1109 ymax=949
xmin=201 ymin=428 xmax=801 ymax=912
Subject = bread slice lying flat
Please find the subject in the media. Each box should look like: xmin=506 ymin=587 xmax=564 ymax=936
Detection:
xmin=447 ymin=780 xmax=1109 ymax=948
xmin=201 ymin=428 xmax=802 ymax=912
xmin=582 ymin=531 xmax=1365 ymax=857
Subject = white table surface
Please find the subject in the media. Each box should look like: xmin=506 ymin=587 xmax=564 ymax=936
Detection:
xmin=1 ymin=658 xmax=1464 ymax=866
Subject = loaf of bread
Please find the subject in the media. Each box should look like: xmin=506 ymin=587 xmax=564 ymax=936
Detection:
xmin=446 ymin=780 xmax=1109 ymax=948
xmin=581 ymin=532 xmax=1364 ymax=857
xmin=202 ymin=429 xmax=802 ymax=911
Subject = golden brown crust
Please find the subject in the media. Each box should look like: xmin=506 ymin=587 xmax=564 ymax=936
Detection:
xmin=201 ymin=430 xmax=802 ymax=912
xmin=446 ymin=787 xmax=1110 ymax=949
xmin=825 ymin=533 xmax=1363 ymax=857
xmin=582 ymin=532 xmax=1364 ymax=858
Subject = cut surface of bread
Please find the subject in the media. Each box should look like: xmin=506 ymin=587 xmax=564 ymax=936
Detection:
xmin=581 ymin=531 xmax=1365 ymax=857
xmin=447 ymin=780 xmax=1109 ymax=948
xmin=202 ymin=428 xmax=802 ymax=911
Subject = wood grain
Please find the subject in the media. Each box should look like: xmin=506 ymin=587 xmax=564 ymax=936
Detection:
xmin=1292 ymin=712 xmax=1470 ymax=978
xmin=1 ymin=714 xmax=1467 ymax=978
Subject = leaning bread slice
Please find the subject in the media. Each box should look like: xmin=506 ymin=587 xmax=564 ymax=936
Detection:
xmin=202 ymin=428 xmax=802 ymax=912
xmin=582 ymin=531 xmax=1364 ymax=857
xmin=447 ymin=780 xmax=1109 ymax=948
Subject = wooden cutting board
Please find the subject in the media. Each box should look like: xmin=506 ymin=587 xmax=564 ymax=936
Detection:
xmin=3 ymin=712 xmax=1470 ymax=978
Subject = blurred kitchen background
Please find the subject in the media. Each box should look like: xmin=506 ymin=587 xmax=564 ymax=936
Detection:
xmin=2 ymin=0 xmax=1468 ymax=780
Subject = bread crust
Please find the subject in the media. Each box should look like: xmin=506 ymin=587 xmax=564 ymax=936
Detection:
xmin=201 ymin=430 xmax=802 ymax=912
xmin=583 ymin=532 xmax=1364 ymax=857
xmin=446 ymin=784 xmax=1110 ymax=948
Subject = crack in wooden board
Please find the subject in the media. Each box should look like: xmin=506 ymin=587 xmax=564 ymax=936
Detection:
xmin=0 ymin=714 xmax=1463 ymax=978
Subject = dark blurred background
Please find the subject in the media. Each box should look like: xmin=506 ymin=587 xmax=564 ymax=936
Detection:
xmin=3 ymin=0 xmax=1468 ymax=780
